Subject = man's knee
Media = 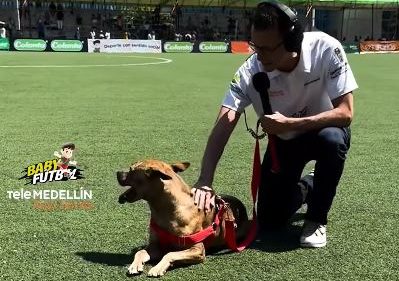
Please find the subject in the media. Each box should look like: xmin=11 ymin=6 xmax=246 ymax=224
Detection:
xmin=317 ymin=127 xmax=350 ymax=160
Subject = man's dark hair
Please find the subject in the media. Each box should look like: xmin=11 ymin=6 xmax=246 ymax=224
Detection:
xmin=252 ymin=3 xmax=293 ymax=33
xmin=62 ymin=143 xmax=75 ymax=150
xmin=251 ymin=1 xmax=303 ymax=52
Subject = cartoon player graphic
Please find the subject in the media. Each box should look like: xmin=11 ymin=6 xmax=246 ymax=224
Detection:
xmin=93 ymin=39 xmax=101 ymax=53
xmin=54 ymin=143 xmax=77 ymax=177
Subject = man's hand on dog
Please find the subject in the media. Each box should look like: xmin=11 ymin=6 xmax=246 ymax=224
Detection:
xmin=191 ymin=185 xmax=215 ymax=212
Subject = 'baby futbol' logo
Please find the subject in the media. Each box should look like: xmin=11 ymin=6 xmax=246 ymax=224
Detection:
xmin=19 ymin=143 xmax=84 ymax=185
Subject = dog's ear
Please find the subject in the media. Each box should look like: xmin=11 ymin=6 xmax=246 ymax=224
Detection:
xmin=171 ymin=162 xmax=190 ymax=173
xmin=145 ymin=168 xmax=172 ymax=181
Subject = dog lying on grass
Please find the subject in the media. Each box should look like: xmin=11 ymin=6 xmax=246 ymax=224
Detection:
xmin=117 ymin=159 xmax=249 ymax=277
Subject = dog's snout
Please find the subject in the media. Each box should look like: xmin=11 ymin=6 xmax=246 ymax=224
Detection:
xmin=117 ymin=171 xmax=128 ymax=186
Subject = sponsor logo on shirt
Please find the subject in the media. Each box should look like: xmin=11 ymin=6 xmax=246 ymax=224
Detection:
xmin=269 ymin=90 xmax=285 ymax=97
xmin=232 ymin=72 xmax=241 ymax=84
xmin=304 ymin=77 xmax=320 ymax=86
xmin=291 ymin=106 xmax=308 ymax=118
xmin=330 ymin=62 xmax=348 ymax=79
xmin=334 ymin=47 xmax=344 ymax=62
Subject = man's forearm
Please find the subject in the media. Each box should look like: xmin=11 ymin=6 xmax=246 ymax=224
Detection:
xmin=198 ymin=124 xmax=231 ymax=186
xmin=198 ymin=107 xmax=239 ymax=186
xmin=290 ymin=106 xmax=352 ymax=132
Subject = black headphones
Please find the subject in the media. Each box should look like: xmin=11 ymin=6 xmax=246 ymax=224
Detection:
xmin=256 ymin=0 xmax=304 ymax=52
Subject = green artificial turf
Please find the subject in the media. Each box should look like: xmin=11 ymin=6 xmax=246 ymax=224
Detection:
xmin=0 ymin=52 xmax=397 ymax=280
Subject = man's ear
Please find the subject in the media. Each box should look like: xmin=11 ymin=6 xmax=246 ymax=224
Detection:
xmin=171 ymin=162 xmax=190 ymax=173
xmin=145 ymin=168 xmax=172 ymax=181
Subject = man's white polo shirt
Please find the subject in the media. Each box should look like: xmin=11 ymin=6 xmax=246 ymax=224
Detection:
xmin=222 ymin=31 xmax=358 ymax=140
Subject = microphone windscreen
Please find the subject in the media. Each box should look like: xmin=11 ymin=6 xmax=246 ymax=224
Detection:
xmin=252 ymin=72 xmax=270 ymax=93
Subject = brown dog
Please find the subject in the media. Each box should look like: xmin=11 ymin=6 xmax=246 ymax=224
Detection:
xmin=117 ymin=159 xmax=249 ymax=277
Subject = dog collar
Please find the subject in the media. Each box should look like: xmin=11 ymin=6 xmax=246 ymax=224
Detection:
xmin=149 ymin=202 xmax=226 ymax=247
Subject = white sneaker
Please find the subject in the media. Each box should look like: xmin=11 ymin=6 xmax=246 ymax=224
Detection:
xmin=300 ymin=220 xmax=327 ymax=248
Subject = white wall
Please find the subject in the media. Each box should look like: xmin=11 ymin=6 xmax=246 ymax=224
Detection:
xmin=341 ymin=8 xmax=383 ymax=41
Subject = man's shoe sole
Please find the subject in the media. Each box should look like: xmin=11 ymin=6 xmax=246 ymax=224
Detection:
xmin=300 ymin=241 xmax=327 ymax=248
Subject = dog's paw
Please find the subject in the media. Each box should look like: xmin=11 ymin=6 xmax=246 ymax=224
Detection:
xmin=126 ymin=261 xmax=144 ymax=276
xmin=147 ymin=263 xmax=169 ymax=277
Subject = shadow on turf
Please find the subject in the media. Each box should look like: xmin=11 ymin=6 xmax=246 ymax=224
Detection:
xmin=76 ymin=250 xmax=136 ymax=267
xmin=247 ymin=212 xmax=305 ymax=253
xmin=76 ymin=213 xmax=305 ymax=267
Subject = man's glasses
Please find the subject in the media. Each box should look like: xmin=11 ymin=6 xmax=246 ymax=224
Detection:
xmin=248 ymin=40 xmax=284 ymax=54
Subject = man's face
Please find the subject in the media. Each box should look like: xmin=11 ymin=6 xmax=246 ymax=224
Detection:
xmin=61 ymin=148 xmax=73 ymax=159
xmin=250 ymin=25 xmax=288 ymax=72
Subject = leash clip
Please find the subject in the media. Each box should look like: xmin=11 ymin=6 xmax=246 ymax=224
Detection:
xmin=243 ymin=111 xmax=267 ymax=140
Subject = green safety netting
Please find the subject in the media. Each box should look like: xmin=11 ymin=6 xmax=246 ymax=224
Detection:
xmin=33 ymin=0 xmax=399 ymax=7
xmin=245 ymin=0 xmax=399 ymax=8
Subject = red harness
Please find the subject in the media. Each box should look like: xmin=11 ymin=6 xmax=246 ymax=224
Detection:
xmin=149 ymin=202 xmax=226 ymax=248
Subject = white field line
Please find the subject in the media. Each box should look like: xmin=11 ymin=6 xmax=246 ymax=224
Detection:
xmin=0 ymin=55 xmax=172 ymax=68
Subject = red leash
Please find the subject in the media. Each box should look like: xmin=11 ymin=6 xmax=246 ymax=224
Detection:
xmin=224 ymin=129 xmax=280 ymax=252
xmin=223 ymin=137 xmax=261 ymax=252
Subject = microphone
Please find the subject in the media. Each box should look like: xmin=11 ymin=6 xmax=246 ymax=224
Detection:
xmin=252 ymin=72 xmax=272 ymax=115
xmin=252 ymin=72 xmax=270 ymax=92
xmin=252 ymin=72 xmax=280 ymax=173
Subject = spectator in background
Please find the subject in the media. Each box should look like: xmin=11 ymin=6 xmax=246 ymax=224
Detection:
xmin=184 ymin=32 xmax=191 ymax=41
xmin=143 ymin=21 xmax=150 ymax=33
xmin=105 ymin=30 xmax=110 ymax=39
xmin=49 ymin=1 xmax=56 ymax=17
xmin=56 ymin=3 xmax=64 ymax=30
xmin=117 ymin=15 xmax=123 ymax=31
xmin=148 ymin=30 xmax=156 ymax=40
xmin=37 ymin=18 xmax=45 ymax=39
xmin=44 ymin=10 xmax=50 ymax=25
xmin=99 ymin=30 xmax=105 ymax=39
xmin=91 ymin=14 xmax=98 ymax=27
xmin=7 ymin=17 xmax=15 ymax=39
xmin=0 ymin=22 xmax=6 ymax=38
xmin=175 ymin=32 xmax=182 ymax=41
xmin=75 ymin=27 xmax=80 ymax=39
xmin=213 ymin=29 xmax=221 ymax=41
xmin=191 ymin=31 xmax=197 ymax=42
xmin=90 ymin=27 xmax=96 ymax=39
